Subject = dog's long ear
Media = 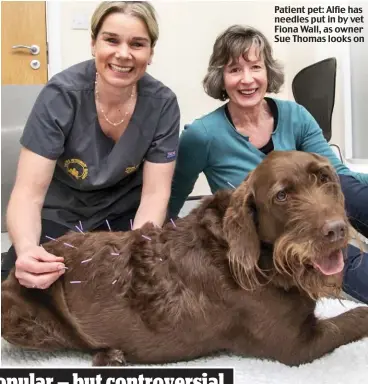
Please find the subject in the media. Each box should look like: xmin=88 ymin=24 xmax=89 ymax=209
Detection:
xmin=223 ymin=174 xmax=261 ymax=290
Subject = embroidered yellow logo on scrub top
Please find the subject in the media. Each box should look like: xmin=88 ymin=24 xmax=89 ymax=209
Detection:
xmin=125 ymin=165 xmax=139 ymax=174
xmin=64 ymin=159 xmax=88 ymax=180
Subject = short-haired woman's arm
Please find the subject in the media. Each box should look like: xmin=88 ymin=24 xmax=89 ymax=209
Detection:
xmin=7 ymin=148 xmax=65 ymax=288
xmin=298 ymin=105 xmax=368 ymax=184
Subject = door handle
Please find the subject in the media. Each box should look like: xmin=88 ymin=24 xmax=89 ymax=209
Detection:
xmin=12 ymin=44 xmax=40 ymax=55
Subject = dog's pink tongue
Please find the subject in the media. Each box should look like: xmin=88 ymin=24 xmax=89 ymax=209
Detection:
xmin=313 ymin=250 xmax=344 ymax=275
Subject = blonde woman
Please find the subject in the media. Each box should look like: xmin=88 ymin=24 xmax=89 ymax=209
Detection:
xmin=3 ymin=2 xmax=180 ymax=289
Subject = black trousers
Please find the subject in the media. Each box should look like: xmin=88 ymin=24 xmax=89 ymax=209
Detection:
xmin=1 ymin=213 xmax=135 ymax=281
xmin=339 ymin=175 xmax=368 ymax=238
xmin=338 ymin=175 xmax=368 ymax=304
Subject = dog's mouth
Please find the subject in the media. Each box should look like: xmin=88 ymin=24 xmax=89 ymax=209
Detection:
xmin=312 ymin=249 xmax=345 ymax=276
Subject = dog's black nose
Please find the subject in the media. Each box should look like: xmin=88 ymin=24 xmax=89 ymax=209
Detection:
xmin=322 ymin=220 xmax=347 ymax=242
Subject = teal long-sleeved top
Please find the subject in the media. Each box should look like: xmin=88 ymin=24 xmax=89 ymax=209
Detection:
xmin=169 ymin=98 xmax=368 ymax=217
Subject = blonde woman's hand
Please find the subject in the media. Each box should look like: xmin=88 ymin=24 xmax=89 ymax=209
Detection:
xmin=15 ymin=245 xmax=65 ymax=289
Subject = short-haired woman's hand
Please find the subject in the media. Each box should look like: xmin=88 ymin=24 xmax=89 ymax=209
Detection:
xmin=15 ymin=245 xmax=65 ymax=289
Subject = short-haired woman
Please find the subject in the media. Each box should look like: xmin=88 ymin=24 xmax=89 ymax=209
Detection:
xmin=169 ymin=25 xmax=368 ymax=304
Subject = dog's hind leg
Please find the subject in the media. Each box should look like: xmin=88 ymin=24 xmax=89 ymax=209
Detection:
xmin=92 ymin=349 xmax=126 ymax=366
xmin=290 ymin=306 xmax=368 ymax=365
xmin=1 ymin=281 xmax=87 ymax=351
xmin=229 ymin=306 xmax=368 ymax=366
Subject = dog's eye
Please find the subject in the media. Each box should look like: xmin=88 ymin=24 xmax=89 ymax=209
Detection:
xmin=276 ymin=191 xmax=287 ymax=202
xmin=319 ymin=173 xmax=330 ymax=183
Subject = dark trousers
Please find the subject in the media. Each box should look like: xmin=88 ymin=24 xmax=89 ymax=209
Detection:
xmin=1 ymin=213 xmax=134 ymax=282
xmin=339 ymin=175 xmax=368 ymax=304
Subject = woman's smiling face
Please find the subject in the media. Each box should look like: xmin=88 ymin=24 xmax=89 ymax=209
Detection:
xmin=223 ymin=44 xmax=268 ymax=110
xmin=91 ymin=12 xmax=153 ymax=88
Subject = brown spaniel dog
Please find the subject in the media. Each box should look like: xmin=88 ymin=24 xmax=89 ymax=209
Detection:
xmin=2 ymin=150 xmax=368 ymax=366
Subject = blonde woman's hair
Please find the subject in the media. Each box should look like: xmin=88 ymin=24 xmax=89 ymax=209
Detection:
xmin=203 ymin=25 xmax=284 ymax=101
xmin=91 ymin=1 xmax=159 ymax=47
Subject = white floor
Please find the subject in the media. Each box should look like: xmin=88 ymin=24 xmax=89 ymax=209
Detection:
xmin=2 ymin=298 xmax=368 ymax=384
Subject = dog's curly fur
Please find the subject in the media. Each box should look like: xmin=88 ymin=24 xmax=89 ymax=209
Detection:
xmin=2 ymin=151 xmax=368 ymax=366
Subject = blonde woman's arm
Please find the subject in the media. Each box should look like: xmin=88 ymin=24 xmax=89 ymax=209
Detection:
xmin=133 ymin=160 xmax=175 ymax=229
xmin=7 ymin=147 xmax=65 ymax=289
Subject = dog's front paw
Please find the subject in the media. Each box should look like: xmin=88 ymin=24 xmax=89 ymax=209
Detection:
xmin=92 ymin=349 xmax=126 ymax=366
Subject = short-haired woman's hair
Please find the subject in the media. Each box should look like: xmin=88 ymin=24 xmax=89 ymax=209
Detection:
xmin=203 ymin=25 xmax=284 ymax=101
xmin=91 ymin=1 xmax=159 ymax=47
